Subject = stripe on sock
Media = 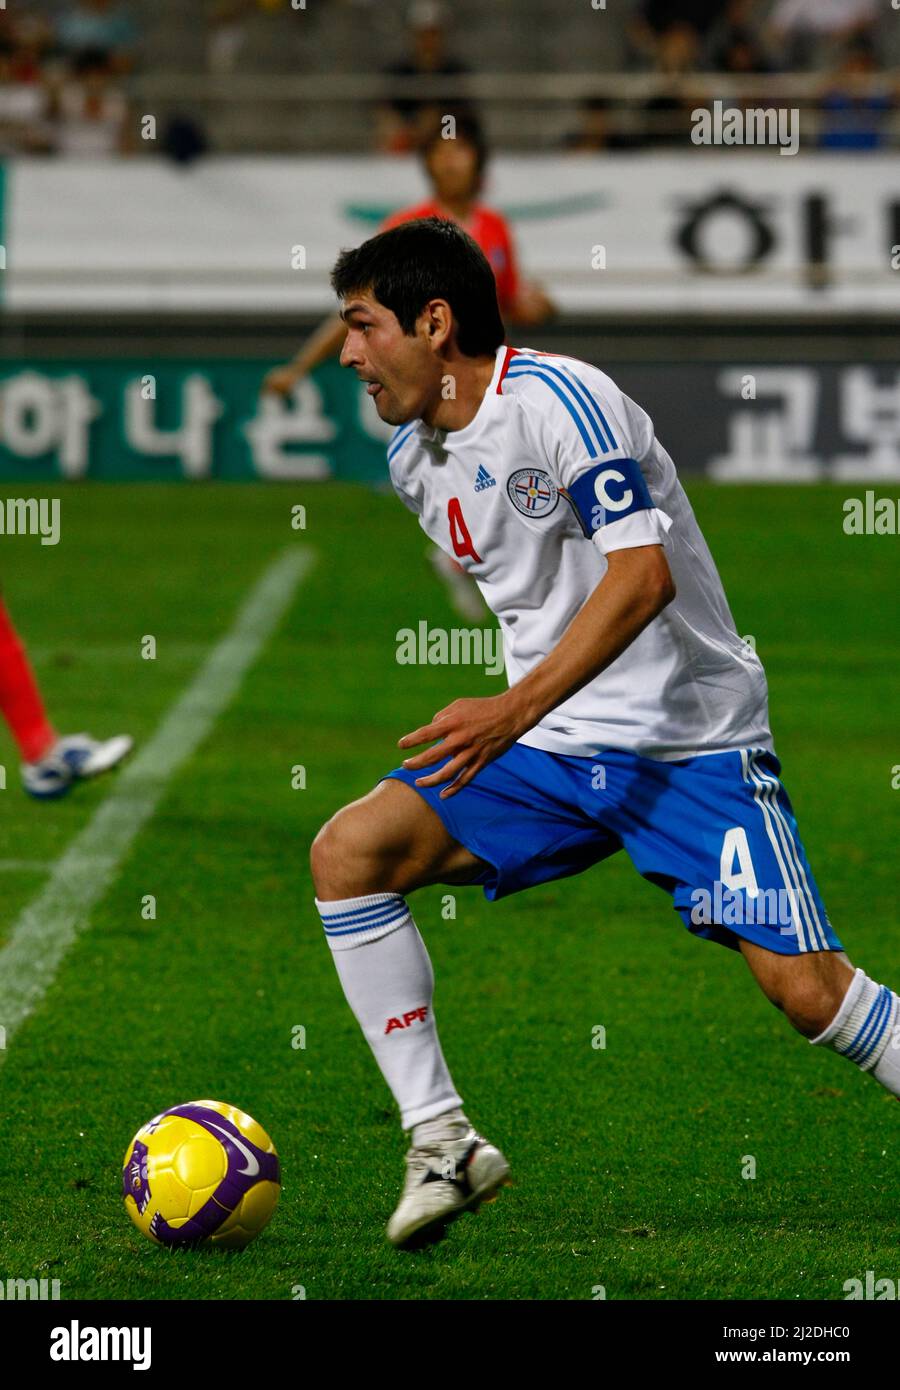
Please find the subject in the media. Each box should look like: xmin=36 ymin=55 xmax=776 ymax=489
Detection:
xmin=815 ymin=968 xmax=900 ymax=1073
xmin=844 ymin=985 xmax=896 ymax=1067
xmin=316 ymin=892 xmax=411 ymax=950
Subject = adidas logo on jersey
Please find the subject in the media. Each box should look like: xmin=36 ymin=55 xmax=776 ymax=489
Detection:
xmin=474 ymin=465 xmax=496 ymax=493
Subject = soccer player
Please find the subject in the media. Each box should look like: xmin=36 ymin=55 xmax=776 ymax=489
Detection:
xmin=0 ymin=594 xmax=132 ymax=797
xmin=310 ymin=218 xmax=897 ymax=1250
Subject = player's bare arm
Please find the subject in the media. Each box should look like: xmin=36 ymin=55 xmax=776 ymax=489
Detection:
xmin=399 ymin=543 xmax=675 ymax=797
xmin=261 ymin=312 xmax=347 ymax=395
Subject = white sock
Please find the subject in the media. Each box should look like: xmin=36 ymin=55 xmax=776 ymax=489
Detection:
xmin=810 ymin=967 xmax=900 ymax=1095
xmin=316 ymin=892 xmax=464 ymax=1130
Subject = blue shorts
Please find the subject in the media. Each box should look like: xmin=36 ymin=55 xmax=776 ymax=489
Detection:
xmin=384 ymin=743 xmax=842 ymax=956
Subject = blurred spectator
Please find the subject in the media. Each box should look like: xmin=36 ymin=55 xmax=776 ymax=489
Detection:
xmin=207 ymin=0 xmax=254 ymax=76
xmin=48 ymin=47 xmax=132 ymax=156
xmin=713 ymin=29 xmax=770 ymax=76
xmin=377 ymin=0 xmax=471 ymax=155
xmin=8 ymin=15 xmax=55 ymax=83
xmin=560 ymin=97 xmax=635 ymax=153
xmin=637 ymin=22 xmax=708 ymax=148
xmin=767 ymin=0 xmax=878 ymax=70
xmin=0 ymin=39 xmax=53 ymax=155
xmin=628 ymin=0 xmax=730 ymax=67
xmin=709 ymin=1 xmax=771 ymax=74
xmin=818 ymin=38 xmax=891 ymax=150
xmin=56 ymin=0 xmax=137 ymax=75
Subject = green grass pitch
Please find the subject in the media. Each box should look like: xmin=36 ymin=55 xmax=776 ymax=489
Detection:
xmin=0 ymin=480 xmax=896 ymax=1301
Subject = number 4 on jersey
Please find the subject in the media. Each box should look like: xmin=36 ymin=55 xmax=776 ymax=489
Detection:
xmin=447 ymin=497 xmax=482 ymax=564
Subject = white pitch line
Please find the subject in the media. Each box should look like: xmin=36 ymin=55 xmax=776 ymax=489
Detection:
xmin=0 ymin=861 xmax=53 ymax=873
xmin=0 ymin=547 xmax=313 ymax=1057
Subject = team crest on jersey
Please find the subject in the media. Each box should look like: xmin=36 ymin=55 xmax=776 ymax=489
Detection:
xmin=507 ymin=468 xmax=559 ymax=518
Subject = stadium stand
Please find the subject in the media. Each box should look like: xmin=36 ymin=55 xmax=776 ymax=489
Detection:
xmin=4 ymin=0 xmax=899 ymax=155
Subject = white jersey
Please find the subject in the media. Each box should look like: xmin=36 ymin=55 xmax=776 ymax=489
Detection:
xmin=388 ymin=344 xmax=772 ymax=761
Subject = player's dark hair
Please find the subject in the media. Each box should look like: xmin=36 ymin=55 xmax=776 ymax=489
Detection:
xmin=330 ymin=216 xmax=505 ymax=358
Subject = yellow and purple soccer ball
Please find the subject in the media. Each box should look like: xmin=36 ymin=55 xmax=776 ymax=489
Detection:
xmin=122 ymin=1099 xmax=280 ymax=1250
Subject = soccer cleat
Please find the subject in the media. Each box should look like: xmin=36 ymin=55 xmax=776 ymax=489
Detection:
xmin=387 ymin=1116 xmax=511 ymax=1249
xmin=22 ymin=732 xmax=133 ymax=799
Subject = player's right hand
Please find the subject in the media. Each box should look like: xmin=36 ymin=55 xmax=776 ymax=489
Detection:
xmin=261 ymin=364 xmax=302 ymax=396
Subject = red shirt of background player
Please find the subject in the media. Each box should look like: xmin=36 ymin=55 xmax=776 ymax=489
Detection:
xmin=381 ymin=200 xmax=520 ymax=317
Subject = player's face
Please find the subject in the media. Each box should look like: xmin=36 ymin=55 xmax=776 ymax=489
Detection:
xmin=339 ymin=292 xmax=441 ymax=426
xmin=425 ymin=139 xmax=480 ymax=203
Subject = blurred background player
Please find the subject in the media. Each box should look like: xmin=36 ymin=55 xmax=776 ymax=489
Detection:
xmin=262 ymin=111 xmax=554 ymax=618
xmin=0 ymin=594 xmax=132 ymax=798
xmin=263 ymin=113 xmax=554 ymax=396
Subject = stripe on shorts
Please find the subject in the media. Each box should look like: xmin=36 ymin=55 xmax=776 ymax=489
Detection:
xmin=740 ymin=749 xmax=824 ymax=952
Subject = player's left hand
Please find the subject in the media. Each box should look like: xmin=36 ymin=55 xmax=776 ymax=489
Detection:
xmin=398 ymin=694 xmax=527 ymax=799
